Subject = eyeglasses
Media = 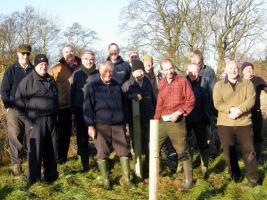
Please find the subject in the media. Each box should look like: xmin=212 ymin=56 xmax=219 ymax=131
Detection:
xmin=21 ymin=52 xmax=31 ymax=56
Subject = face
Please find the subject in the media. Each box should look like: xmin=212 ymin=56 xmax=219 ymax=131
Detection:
xmin=63 ymin=46 xmax=75 ymax=64
xmin=82 ymin=53 xmax=95 ymax=69
xmin=108 ymin=45 xmax=119 ymax=61
xmin=35 ymin=62 xmax=48 ymax=77
xmin=130 ymin=53 xmax=139 ymax=63
xmin=132 ymin=69 xmax=144 ymax=81
xmin=144 ymin=61 xmax=153 ymax=73
xmin=242 ymin=66 xmax=254 ymax=79
xmin=190 ymin=55 xmax=203 ymax=67
xmin=17 ymin=52 xmax=30 ymax=66
xmin=188 ymin=64 xmax=200 ymax=80
xmin=100 ymin=64 xmax=113 ymax=84
xmin=161 ymin=61 xmax=175 ymax=80
xmin=226 ymin=61 xmax=239 ymax=80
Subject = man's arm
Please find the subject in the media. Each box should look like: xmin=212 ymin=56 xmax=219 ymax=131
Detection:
xmin=0 ymin=68 xmax=13 ymax=108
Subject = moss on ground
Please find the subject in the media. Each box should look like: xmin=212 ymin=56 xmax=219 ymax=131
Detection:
xmin=0 ymin=151 xmax=266 ymax=200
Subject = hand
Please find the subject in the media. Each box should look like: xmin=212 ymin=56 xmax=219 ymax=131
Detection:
xmin=229 ymin=107 xmax=242 ymax=119
xmin=132 ymin=93 xmax=142 ymax=101
xmin=169 ymin=111 xmax=182 ymax=122
xmin=88 ymin=126 xmax=96 ymax=140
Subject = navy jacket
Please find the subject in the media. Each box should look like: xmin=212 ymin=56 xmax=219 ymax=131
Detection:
xmin=70 ymin=66 xmax=98 ymax=109
xmin=83 ymin=76 xmax=125 ymax=126
xmin=107 ymin=56 xmax=131 ymax=86
xmin=1 ymin=61 xmax=34 ymax=108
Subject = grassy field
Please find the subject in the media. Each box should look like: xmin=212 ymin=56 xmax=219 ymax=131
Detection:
xmin=0 ymin=147 xmax=266 ymax=200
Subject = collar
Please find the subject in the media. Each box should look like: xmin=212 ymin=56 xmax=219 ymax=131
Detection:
xmin=224 ymin=75 xmax=242 ymax=84
xmin=81 ymin=64 xmax=96 ymax=75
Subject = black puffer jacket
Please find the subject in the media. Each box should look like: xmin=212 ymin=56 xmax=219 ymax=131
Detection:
xmin=15 ymin=70 xmax=59 ymax=123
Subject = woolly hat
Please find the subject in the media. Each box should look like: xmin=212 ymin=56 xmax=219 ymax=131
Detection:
xmin=241 ymin=62 xmax=254 ymax=71
xmin=131 ymin=60 xmax=145 ymax=72
xmin=17 ymin=44 xmax=31 ymax=53
xmin=143 ymin=55 xmax=153 ymax=62
xmin=34 ymin=54 xmax=49 ymax=66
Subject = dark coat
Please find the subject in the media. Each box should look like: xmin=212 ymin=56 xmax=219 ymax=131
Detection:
xmin=0 ymin=61 xmax=34 ymax=108
xmin=83 ymin=76 xmax=125 ymax=126
xmin=122 ymin=75 xmax=156 ymax=124
xmin=70 ymin=65 xmax=98 ymax=109
xmin=15 ymin=70 xmax=59 ymax=123
xmin=186 ymin=76 xmax=215 ymax=125
xmin=107 ymin=56 xmax=131 ymax=86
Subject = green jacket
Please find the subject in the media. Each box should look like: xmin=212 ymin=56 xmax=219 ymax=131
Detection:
xmin=213 ymin=77 xmax=255 ymax=126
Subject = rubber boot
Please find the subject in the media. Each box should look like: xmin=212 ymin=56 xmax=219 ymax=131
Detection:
xmin=97 ymin=159 xmax=111 ymax=190
xmin=181 ymin=160 xmax=193 ymax=190
xmin=120 ymin=157 xmax=135 ymax=189
xmin=200 ymin=150 xmax=209 ymax=178
xmin=81 ymin=155 xmax=89 ymax=172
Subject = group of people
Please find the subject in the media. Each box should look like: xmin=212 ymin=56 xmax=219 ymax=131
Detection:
xmin=0 ymin=42 xmax=265 ymax=190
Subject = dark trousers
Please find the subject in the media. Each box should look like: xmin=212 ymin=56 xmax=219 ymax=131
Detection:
xmin=251 ymin=109 xmax=263 ymax=143
xmin=94 ymin=123 xmax=130 ymax=159
xmin=6 ymin=108 xmax=25 ymax=164
xmin=26 ymin=115 xmax=58 ymax=183
xmin=57 ymin=108 xmax=72 ymax=163
xmin=186 ymin=119 xmax=209 ymax=150
xmin=74 ymin=108 xmax=89 ymax=158
xmin=218 ymin=125 xmax=258 ymax=181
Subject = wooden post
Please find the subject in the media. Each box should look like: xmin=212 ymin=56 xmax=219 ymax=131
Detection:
xmin=149 ymin=120 xmax=159 ymax=200
xmin=132 ymin=99 xmax=142 ymax=179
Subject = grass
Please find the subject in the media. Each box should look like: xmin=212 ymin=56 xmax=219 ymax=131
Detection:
xmin=0 ymin=148 xmax=266 ymax=200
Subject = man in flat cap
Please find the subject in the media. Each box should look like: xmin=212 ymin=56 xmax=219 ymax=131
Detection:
xmin=0 ymin=44 xmax=34 ymax=175
xmin=15 ymin=54 xmax=59 ymax=183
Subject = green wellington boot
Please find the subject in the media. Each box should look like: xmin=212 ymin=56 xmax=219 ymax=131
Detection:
xmin=120 ymin=157 xmax=135 ymax=189
xmin=97 ymin=159 xmax=111 ymax=190
xmin=181 ymin=160 xmax=193 ymax=190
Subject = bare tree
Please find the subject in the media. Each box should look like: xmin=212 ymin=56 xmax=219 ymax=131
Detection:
xmin=121 ymin=0 xmax=191 ymax=67
xmin=206 ymin=0 xmax=264 ymax=74
xmin=63 ymin=22 xmax=99 ymax=57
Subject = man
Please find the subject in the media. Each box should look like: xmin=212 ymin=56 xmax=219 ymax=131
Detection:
xmin=190 ymin=49 xmax=219 ymax=151
xmin=143 ymin=55 xmax=159 ymax=97
xmin=83 ymin=61 xmax=134 ymax=190
xmin=122 ymin=60 xmax=156 ymax=179
xmin=15 ymin=54 xmax=59 ymax=183
xmin=107 ymin=43 xmax=131 ymax=85
xmin=213 ymin=60 xmax=258 ymax=186
xmin=0 ymin=44 xmax=34 ymax=175
xmin=49 ymin=45 xmax=81 ymax=163
xmin=241 ymin=61 xmax=267 ymax=164
xmin=190 ymin=49 xmax=217 ymax=89
xmin=128 ymin=51 xmax=140 ymax=66
xmin=70 ymin=50 xmax=98 ymax=172
xmin=186 ymin=63 xmax=215 ymax=178
xmin=154 ymin=59 xmax=195 ymax=189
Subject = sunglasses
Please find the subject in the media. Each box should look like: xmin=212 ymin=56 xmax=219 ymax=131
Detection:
xmin=110 ymin=52 xmax=118 ymax=56
xmin=21 ymin=52 xmax=31 ymax=56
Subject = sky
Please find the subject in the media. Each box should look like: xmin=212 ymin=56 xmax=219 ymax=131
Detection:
xmin=0 ymin=0 xmax=129 ymax=50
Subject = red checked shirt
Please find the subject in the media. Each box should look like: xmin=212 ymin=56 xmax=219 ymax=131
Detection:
xmin=154 ymin=73 xmax=195 ymax=119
